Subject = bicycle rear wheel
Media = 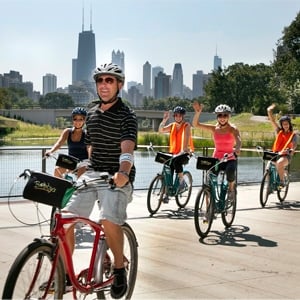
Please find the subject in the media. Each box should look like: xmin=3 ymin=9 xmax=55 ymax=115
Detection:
xmin=96 ymin=223 xmax=138 ymax=299
xmin=175 ymin=171 xmax=193 ymax=208
xmin=277 ymin=170 xmax=290 ymax=202
xmin=260 ymin=171 xmax=271 ymax=207
xmin=147 ymin=174 xmax=164 ymax=215
xmin=2 ymin=239 xmax=65 ymax=300
xmin=194 ymin=187 xmax=214 ymax=239
xmin=221 ymin=187 xmax=237 ymax=227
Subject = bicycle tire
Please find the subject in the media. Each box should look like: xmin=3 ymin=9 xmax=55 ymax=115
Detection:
xmin=147 ymin=174 xmax=164 ymax=216
xmin=175 ymin=171 xmax=193 ymax=208
xmin=2 ymin=239 xmax=65 ymax=300
xmin=260 ymin=171 xmax=271 ymax=207
xmin=96 ymin=223 xmax=138 ymax=299
xmin=277 ymin=171 xmax=290 ymax=202
xmin=194 ymin=187 xmax=214 ymax=239
xmin=221 ymin=187 xmax=237 ymax=227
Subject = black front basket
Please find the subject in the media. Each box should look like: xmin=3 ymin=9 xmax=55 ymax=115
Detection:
xmin=56 ymin=154 xmax=79 ymax=170
xmin=23 ymin=171 xmax=74 ymax=208
xmin=196 ymin=156 xmax=218 ymax=170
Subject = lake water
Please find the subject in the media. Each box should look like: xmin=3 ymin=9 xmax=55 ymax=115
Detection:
xmin=1 ymin=147 xmax=300 ymax=201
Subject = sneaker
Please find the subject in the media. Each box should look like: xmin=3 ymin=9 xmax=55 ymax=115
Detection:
xmin=278 ymin=182 xmax=285 ymax=189
xmin=111 ymin=268 xmax=127 ymax=299
xmin=162 ymin=195 xmax=169 ymax=203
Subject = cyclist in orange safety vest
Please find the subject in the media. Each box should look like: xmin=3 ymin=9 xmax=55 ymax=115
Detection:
xmin=267 ymin=103 xmax=298 ymax=188
xmin=158 ymin=106 xmax=194 ymax=192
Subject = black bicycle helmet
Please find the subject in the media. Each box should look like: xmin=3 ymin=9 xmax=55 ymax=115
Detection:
xmin=71 ymin=107 xmax=87 ymax=117
xmin=214 ymin=104 xmax=232 ymax=114
xmin=173 ymin=106 xmax=186 ymax=115
xmin=93 ymin=63 xmax=125 ymax=82
xmin=279 ymin=115 xmax=291 ymax=123
xmin=279 ymin=115 xmax=293 ymax=131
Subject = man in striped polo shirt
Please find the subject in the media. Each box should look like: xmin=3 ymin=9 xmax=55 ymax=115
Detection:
xmin=64 ymin=63 xmax=137 ymax=298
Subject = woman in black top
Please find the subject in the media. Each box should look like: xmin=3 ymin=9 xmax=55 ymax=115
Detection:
xmin=45 ymin=107 xmax=89 ymax=177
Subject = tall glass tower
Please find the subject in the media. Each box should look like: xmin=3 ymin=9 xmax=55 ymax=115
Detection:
xmin=72 ymin=9 xmax=96 ymax=84
xmin=143 ymin=61 xmax=151 ymax=97
xmin=171 ymin=63 xmax=183 ymax=98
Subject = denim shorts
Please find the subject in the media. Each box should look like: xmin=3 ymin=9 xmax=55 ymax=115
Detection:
xmin=63 ymin=169 xmax=133 ymax=225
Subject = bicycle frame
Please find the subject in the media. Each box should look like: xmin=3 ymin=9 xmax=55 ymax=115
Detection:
xmin=206 ymin=170 xmax=228 ymax=213
xmin=194 ymin=153 xmax=237 ymax=239
xmin=51 ymin=212 xmax=114 ymax=294
xmin=265 ymin=160 xmax=280 ymax=192
xmin=147 ymin=149 xmax=193 ymax=215
xmin=161 ymin=162 xmax=180 ymax=197
xmin=257 ymin=146 xmax=291 ymax=207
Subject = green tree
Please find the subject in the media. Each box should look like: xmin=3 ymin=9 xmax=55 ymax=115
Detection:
xmin=39 ymin=92 xmax=74 ymax=108
xmin=204 ymin=63 xmax=282 ymax=114
xmin=273 ymin=11 xmax=300 ymax=113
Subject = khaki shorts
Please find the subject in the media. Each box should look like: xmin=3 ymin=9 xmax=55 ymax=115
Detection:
xmin=64 ymin=169 xmax=133 ymax=225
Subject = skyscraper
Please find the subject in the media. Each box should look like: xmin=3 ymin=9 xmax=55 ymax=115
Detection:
xmin=154 ymin=71 xmax=171 ymax=99
xmin=171 ymin=63 xmax=183 ymax=98
xmin=213 ymin=54 xmax=222 ymax=71
xmin=152 ymin=66 xmax=164 ymax=96
xmin=112 ymin=50 xmax=125 ymax=74
xmin=72 ymin=8 xmax=96 ymax=84
xmin=143 ymin=61 xmax=151 ymax=97
xmin=192 ymin=70 xmax=211 ymax=98
xmin=43 ymin=73 xmax=57 ymax=95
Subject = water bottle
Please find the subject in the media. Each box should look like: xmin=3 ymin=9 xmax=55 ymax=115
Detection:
xmin=93 ymin=237 xmax=108 ymax=283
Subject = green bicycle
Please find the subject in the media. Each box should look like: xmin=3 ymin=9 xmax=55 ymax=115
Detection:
xmin=147 ymin=150 xmax=193 ymax=216
xmin=194 ymin=153 xmax=237 ymax=239
xmin=257 ymin=146 xmax=291 ymax=207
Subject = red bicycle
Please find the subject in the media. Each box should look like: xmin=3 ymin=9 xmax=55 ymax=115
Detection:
xmin=2 ymin=169 xmax=138 ymax=299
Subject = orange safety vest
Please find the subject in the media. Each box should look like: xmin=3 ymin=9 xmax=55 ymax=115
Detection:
xmin=169 ymin=122 xmax=194 ymax=154
xmin=272 ymin=130 xmax=295 ymax=152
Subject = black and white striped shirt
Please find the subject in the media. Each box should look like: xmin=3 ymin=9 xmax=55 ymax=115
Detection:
xmin=85 ymin=98 xmax=137 ymax=182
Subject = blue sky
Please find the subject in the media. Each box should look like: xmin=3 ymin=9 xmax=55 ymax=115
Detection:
xmin=1 ymin=0 xmax=299 ymax=92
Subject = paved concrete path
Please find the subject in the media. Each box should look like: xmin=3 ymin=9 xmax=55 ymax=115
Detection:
xmin=1 ymin=183 xmax=300 ymax=299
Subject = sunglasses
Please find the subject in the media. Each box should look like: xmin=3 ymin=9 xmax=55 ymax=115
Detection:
xmin=96 ymin=77 xmax=116 ymax=84
xmin=217 ymin=114 xmax=229 ymax=118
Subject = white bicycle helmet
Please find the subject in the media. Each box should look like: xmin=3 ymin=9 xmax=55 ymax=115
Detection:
xmin=93 ymin=63 xmax=125 ymax=82
xmin=214 ymin=104 xmax=232 ymax=114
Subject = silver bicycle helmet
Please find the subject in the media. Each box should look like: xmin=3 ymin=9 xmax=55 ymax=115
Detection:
xmin=71 ymin=107 xmax=87 ymax=116
xmin=173 ymin=106 xmax=186 ymax=115
xmin=93 ymin=63 xmax=125 ymax=82
xmin=214 ymin=104 xmax=232 ymax=114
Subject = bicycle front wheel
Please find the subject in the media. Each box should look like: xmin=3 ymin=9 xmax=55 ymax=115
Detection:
xmin=277 ymin=171 xmax=290 ymax=202
xmin=260 ymin=171 xmax=271 ymax=207
xmin=147 ymin=174 xmax=164 ymax=216
xmin=175 ymin=171 xmax=193 ymax=208
xmin=96 ymin=223 xmax=138 ymax=300
xmin=221 ymin=187 xmax=237 ymax=228
xmin=2 ymin=239 xmax=65 ymax=300
xmin=194 ymin=187 xmax=214 ymax=239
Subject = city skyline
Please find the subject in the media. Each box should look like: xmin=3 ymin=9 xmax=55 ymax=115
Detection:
xmin=1 ymin=0 xmax=299 ymax=92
